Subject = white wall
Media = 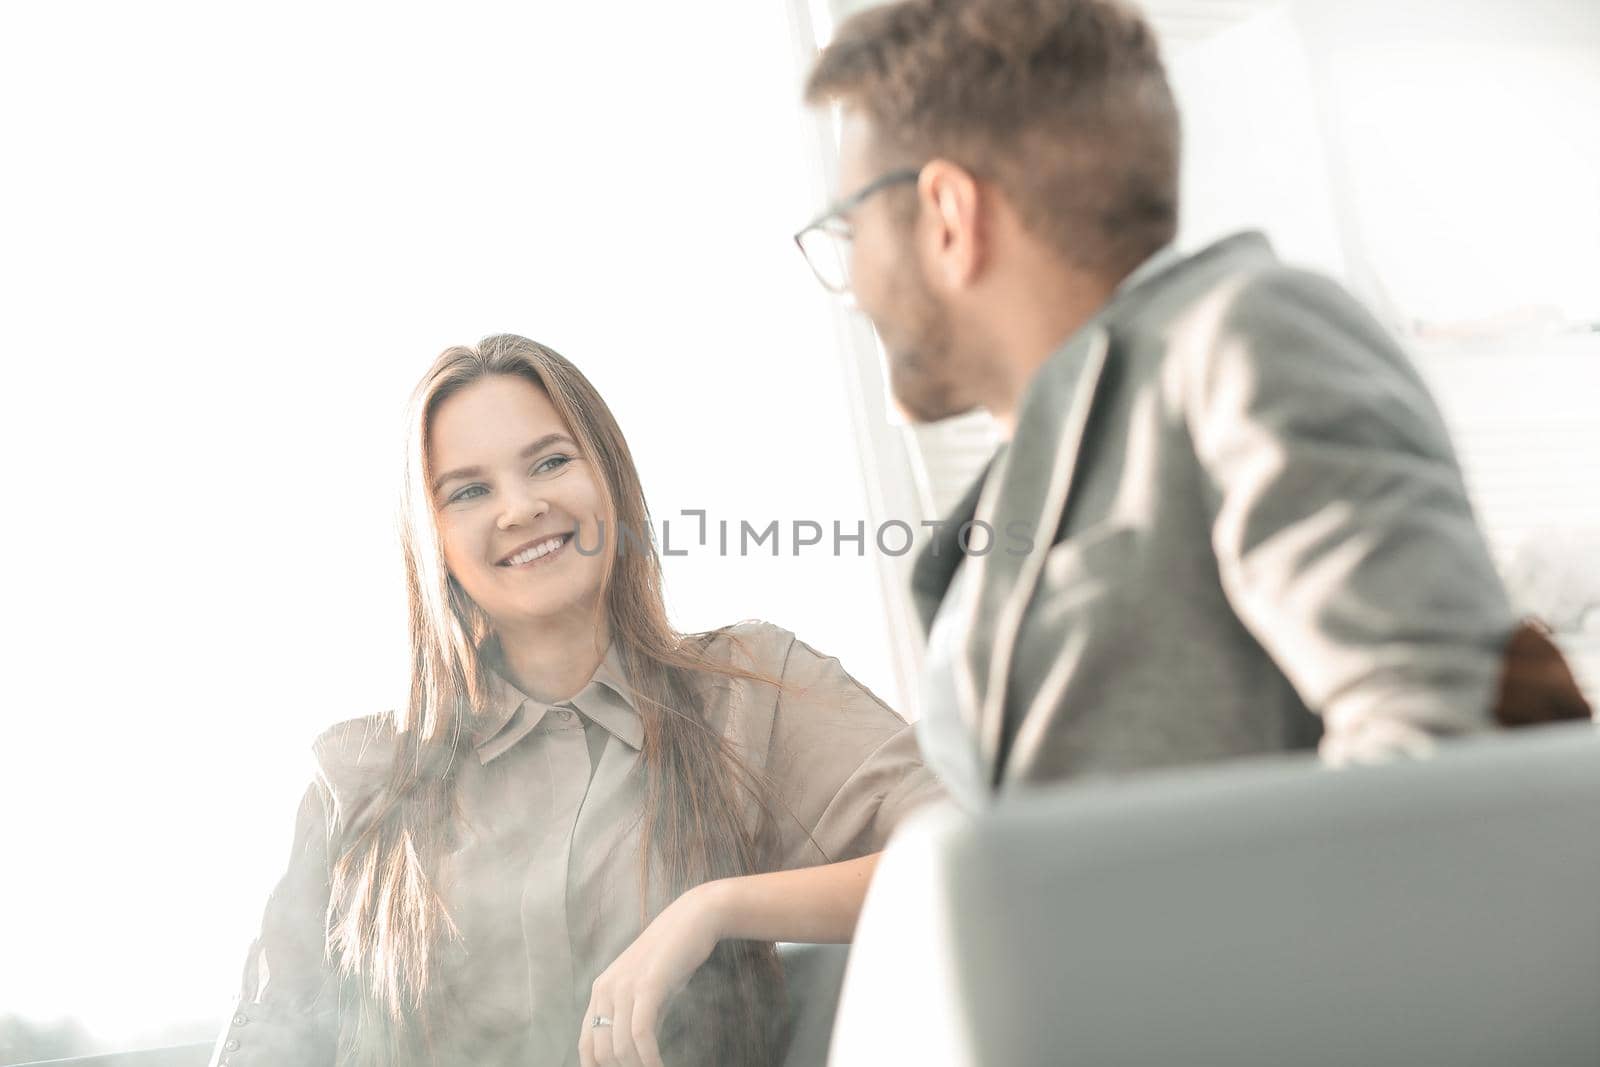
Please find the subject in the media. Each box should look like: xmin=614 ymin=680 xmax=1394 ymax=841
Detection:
xmin=1168 ymin=4 xmax=1348 ymax=279
xmin=1168 ymin=0 xmax=1600 ymax=696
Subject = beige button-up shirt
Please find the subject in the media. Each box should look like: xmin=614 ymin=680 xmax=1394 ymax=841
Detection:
xmin=211 ymin=620 xmax=942 ymax=1067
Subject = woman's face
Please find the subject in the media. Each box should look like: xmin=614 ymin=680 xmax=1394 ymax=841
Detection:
xmin=427 ymin=374 xmax=609 ymax=633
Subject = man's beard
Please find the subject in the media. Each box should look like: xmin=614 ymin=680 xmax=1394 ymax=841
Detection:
xmin=876 ymin=258 xmax=973 ymax=423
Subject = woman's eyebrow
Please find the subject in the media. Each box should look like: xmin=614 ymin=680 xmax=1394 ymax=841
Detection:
xmin=431 ymin=433 xmax=576 ymax=491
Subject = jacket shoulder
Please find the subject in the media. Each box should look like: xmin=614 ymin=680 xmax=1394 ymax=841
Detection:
xmin=1110 ymin=248 xmax=1376 ymax=410
xmin=1111 ymin=242 xmax=1279 ymax=336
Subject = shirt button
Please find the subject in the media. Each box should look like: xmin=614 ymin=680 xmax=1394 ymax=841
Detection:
xmin=223 ymin=1038 xmax=241 ymax=1052
xmin=555 ymin=707 xmax=574 ymax=722
xmin=232 ymin=1012 xmax=249 ymax=1026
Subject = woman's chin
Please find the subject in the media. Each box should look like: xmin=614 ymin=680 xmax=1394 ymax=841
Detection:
xmin=486 ymin=588 xmax=604 ymax=633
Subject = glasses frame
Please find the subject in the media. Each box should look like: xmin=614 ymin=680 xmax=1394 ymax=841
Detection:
xmin=793 ymin=166 xmax=923 ymax=294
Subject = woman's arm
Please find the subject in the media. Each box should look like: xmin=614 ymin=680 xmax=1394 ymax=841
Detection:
xmin=696 ymin=851 xmax=881 ymax=944
xmin=210 ymin=781 xmax=341 ymax=1066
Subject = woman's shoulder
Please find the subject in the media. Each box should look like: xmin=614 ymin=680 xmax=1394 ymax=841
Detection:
xmin=307 ymin=713 xmax=399 ymax=811
xmin=705 ymin=620 xmax=885 ymax=682
xmin=693 ymin=621 xmax=898 ymax=713
xmin=693 ymin=620 xmax=892 ymax=689
xmin=693 ymin=618 xmax=800 ymax=673
xmin=312 ymin=712 xmax=397 ymax=768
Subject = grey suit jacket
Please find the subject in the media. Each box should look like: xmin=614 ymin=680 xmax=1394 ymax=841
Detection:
xmin=913 ymin=232 xmax=1515 ymax=806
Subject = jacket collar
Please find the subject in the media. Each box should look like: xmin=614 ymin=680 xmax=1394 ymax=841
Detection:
xmin=473 ymin=638 xmax=643 ymax=764
xmin=1114 ymin=241 xmax=1185 ymax=299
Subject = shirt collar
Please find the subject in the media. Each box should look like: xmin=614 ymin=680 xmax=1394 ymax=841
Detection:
xmin=473 ymin=639 xmax=644 ymax=764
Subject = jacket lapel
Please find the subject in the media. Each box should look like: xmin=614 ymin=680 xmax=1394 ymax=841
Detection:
xmin=910 ymin=454 xmax=999 ymax=636
xmin=956 ymin=327 xmax=1113 ymax=784
xmin=913 ymin=232 xmax=1275 ymax=790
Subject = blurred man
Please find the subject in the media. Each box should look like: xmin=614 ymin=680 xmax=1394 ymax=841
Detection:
xmin=796 ymin=0 xmax=1587 ymax=806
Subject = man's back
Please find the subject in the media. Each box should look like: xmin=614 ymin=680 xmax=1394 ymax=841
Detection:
xmin=914 ymin=233 xmax=1515 ymax=799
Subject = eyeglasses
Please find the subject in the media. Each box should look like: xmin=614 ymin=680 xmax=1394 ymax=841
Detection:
xmin=793 ymin=167 xmax=922 ymax=294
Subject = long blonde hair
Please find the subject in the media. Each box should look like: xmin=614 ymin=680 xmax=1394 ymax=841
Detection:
xmin=329 ymin=334 xmax=784 ymax=1063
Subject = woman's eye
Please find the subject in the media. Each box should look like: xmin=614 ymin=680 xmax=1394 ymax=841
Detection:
xmin=448 ymin=484 xmax=488 ymax=504
xmin=533 ymin=454 xmax=571 ymax=475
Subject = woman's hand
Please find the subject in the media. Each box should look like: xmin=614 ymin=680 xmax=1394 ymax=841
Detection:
xmin=577 ymin=853 xmax=881 ymax=1066
xmin=578 ymin=882 xmax=725 ymax=1067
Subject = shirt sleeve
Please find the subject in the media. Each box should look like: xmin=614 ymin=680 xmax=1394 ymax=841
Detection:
xmin=754 ymin=627 xmax=947 ymax=869
xmin=209 ymin=778 xmax=340 ymax=1066
xmin=1186 ymin=265 xmax=1516 ymax=764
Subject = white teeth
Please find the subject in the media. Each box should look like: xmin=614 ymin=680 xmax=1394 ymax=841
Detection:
xmin=504 ymin=535 xmax=567 ymax=566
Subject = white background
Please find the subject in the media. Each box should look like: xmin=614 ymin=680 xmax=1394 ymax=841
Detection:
xmin=1 ymin=0 xmax=895 ymax=1046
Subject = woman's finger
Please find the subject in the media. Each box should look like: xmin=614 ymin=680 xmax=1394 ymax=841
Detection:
xmin=578 ymin=1014 xmax=597 ymax=1067
xmin=592 ymin=1005 xmax=618 ymax=1065
xmin=581 ymin=987 xmax=616 ymax=1067
xmin=631 ymin=994 xmax=666 ymax=1067
xmin=607 ymin=988 xmax=641 ymax=1067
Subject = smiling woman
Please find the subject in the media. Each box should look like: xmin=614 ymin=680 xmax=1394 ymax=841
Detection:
xmin=428 ymin=380 xmax=611 ymax=649
xmin=206 ymin=336 xmax=943 ymax=1067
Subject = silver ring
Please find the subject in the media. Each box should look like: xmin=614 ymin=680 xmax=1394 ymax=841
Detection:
xmin=592 ymin=1014 xmax=614 ymax=1029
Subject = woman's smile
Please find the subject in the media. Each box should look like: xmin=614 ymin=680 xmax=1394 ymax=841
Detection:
xmin=497 ymin=531 xmax=574 ymax=570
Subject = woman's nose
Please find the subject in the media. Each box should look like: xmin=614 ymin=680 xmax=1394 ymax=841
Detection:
xmin=496 ymin=486 xmax=550 ymax=530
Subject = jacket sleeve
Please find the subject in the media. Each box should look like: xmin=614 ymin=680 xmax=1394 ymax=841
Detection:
xmin=1186 ymin=265 xmax=1516 ymax=764
xmin=209 ymin=779 xmax=340 ymax=1066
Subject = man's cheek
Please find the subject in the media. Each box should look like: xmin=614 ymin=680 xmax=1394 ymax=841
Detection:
xmin=853 ymin=263 xmax=889 ymax=324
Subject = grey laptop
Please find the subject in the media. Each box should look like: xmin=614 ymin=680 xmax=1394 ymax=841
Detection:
xmin=831 ymin=723 xmax=1600 ymax=1066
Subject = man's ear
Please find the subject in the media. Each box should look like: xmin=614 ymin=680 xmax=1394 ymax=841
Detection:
xmin=917 ymin=159 xmax=986 ymax=291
